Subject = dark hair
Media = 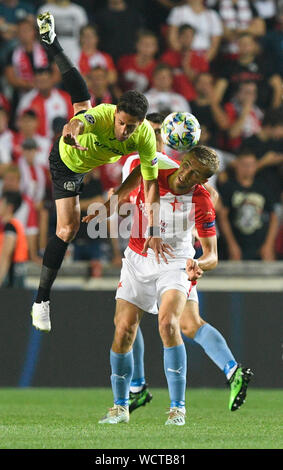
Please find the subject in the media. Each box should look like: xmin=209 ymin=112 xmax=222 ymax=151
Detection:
xmin=178 ymin=24 xmax=196 ymax=35
xmin=117 ymin=90 xmax=148 ymax=120
xmin=2 ymin=191 xmax=22 ymax=213
xmin=34 ymin=66 xmax=52 ymax=75
xmin=153 ymin=62 xmax=173 ymax=76
xmin=136 ymin=29 xmax=158 ymax=42
xmin=146 ymin=112 xmax=165 ymax=124
xmin=236 ymin=149 xmax=257 ymax=159
xmin=21 ymin=109 xmax=38 ymax=119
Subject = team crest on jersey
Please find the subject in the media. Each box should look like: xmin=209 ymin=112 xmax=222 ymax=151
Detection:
xmin=84 ymin=113 xmax=95 ymax=124
xmin=64 ymin=181 xmax=76 ymax=192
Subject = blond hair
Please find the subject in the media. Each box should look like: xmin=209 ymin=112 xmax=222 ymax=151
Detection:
xmin=183 ymin=145 xmax=220 ymax=177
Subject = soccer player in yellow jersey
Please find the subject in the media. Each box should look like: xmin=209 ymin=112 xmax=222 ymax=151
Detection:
xmin=31 ymin=12 xmax=169 ymax=332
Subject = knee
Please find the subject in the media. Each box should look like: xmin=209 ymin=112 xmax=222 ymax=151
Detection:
xmin=159 ymin=314 xmax=180 ymax=341
xmin=114 ymin=320 xmax=137 ymax=349
xmin=57 ymin=223 xmax=79 ymax=243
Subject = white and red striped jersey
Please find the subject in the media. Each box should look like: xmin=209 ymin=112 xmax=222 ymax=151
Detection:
xmin=16 ymin=88 xmax=73 ymax=139
xmin=123 ymin=153 xmax=216 ymax=260
xmin=0 ymin=128 xmax=14 ymax=164
xmin=18 ymin=157 xmax=47 ymax=204
xmin=15 ymin=195 xmax=39 ymax=236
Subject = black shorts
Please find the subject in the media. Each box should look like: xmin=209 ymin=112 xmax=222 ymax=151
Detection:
xmin=49 ymin=137 xmax=86 ymax=200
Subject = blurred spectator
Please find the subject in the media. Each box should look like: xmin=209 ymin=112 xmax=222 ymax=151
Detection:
xmin=85 ymin=66 xmax=118 ymax=108
xmin=1 ymin=164 xmax=41 ymax=264
xmin=0 ymin=107 xmax=13 ymax=186
xmin=215 ymin=32 xmax=282 ymax=110
xmin=51 ymin=115 xmax=67 ymax=142
xmin=77 ymin=24 xmax=117 ymax=85
xmin=4 ymin=18 xmax=57 ymax=113
xmin=197 ymin=123 xmax=236 ymax=190
xmin=16 ymin=66 xmax=73 ymax=140
xmin=13 ymin=109 xmax=51 ymax=167
xmin=37 ymin=0 xmax=88 ymax=64
xmin=0 ymin=91 xmax=11 ymax=114
xmin=161 ymin=24 xmax=209 ymax=101
xmin=254 ymin=0 xmax=277 ymax=30
xmin=241 ymin=108 xmax=283 ymax=203
xmin=18 ymin=138 xmax=48 ymax=205
xmin=215 ymin=0 xmax=266 ymax=60
xmin=145 ymin=63 xmax=190 ymax=114
xmin=262 ymin=5 xmax=283 ymax=77
xmin=73 ymin=169 xmax=105 ymax=278
xmin=190 ymin=72 xmax=228 ymax=147
xmin=117 ymin=30 xmax=159 ymax=93
xmin=18 ymin=137 xmax=50 ymax=252
xmin=217 ymin=150 xmax=279 ymax=260
xmin=0 ymin=0 xmax=35 ymax=45
xmin=0 ymin=190 xmax=28 ymax=287
xmin=95 ymin=0 xmax=145 ymax=63
xmin=223 ymin=81 xmax=263 ymax=152
xmin=167 ymin=0 xmax=223 ymax=62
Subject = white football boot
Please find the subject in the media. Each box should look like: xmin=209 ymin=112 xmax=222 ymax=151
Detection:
xmin=37 ymin=12 xmax=56 ymax=44
xmin=165 ymin=407 xmax=186 ymax=426
xmin=98 ymin=405 xmax=130 ymax=424
xmin=31 ymin=301 xmax=51 ymax=332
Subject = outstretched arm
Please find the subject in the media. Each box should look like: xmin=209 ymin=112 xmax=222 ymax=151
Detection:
xmin=82 ymin=165 xmax=142 ymax=223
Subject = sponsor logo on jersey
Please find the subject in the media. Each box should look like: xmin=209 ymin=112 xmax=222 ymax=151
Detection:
xmin=202 ymin=220 xmax=215 ymax=229
xmin=84 ymin=113 xmax=95 ymax=124
xmin=151 ymin=157 xmax=158 ymax=166
xmin=64 ymin=181 xmax=76 ymax=192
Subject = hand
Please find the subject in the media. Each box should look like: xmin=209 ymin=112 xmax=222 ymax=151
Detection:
xmin=186 ymin=258 xmax=203 ymax=281
xmin=108 ymin=187 xmax=115 ymax=199
xmin=228 ymin=242 xmax=242 ymax=261
xmin=142 ymin=237 xmax=175 ymax=264
xmin=260 ymin=243 xmax=275 ymax=261
xmin=62 ymin=123 xmax=88 ymax=151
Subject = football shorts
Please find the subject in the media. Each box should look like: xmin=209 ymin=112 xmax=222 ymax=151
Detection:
xmin=115 ymin=246 xmax=198 ymax=314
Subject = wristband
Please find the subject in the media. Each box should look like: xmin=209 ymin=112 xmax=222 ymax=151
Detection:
xmin=148 ymin=226 xmax=160 ymax=237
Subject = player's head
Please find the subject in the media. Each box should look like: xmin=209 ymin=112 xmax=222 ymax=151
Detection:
xmin=234 ymin=150 xmax=257 ymax=181
xmin=146 ymin=112 xmax=166 ymax=152
xmin=115 ymin=90 xmax=148 ymax=141
xmin=2 ymin=165 xmax=21 ymax=192
xmin=169 ymin=145 xmax=219 ymax=192
xmin=0 ymin=191 xmax=22 ymax=219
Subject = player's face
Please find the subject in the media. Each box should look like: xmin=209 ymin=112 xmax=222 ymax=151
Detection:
xmin=169 ymin=153 xmax=209 ymax=192
xmin=148 ymin=121 xmax=163 ymax=152
xmin=114 ymin=110 xmax=143 ymax=141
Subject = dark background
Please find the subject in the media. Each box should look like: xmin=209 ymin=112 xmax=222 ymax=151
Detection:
xmin=0 ymin=289 xmax=282 ymax=388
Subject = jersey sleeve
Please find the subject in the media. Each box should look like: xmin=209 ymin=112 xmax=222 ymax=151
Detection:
xmin=193 ymin=186 xmax=216 ymax=238
xmin=137 ymin=122 xmax=158 ymax=181
xmin=70 ymin=104 xmax=110 ymax=133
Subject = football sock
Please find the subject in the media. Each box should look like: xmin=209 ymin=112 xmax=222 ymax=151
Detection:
xmin=164 ymin=343 xmax=186 ymax=409
xmin=130 ymin=326 xmax=146 ymax=393
xmin=42 ymin=37 xmax=90 ymax=103
xmin=35 ymin=235 xmax=68 ymax=303
xmin=192 ymin=323 xmax=237 ymax=378
xmin=110 ymin=349 xmax=133 ymax=407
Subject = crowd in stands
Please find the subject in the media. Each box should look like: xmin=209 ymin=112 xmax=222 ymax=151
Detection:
xmin=0 ymin=0 xmax=283 ymax=286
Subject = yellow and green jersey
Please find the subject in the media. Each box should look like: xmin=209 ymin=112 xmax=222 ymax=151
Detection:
xmin=59 ymin=103 xmax=158 ymax=181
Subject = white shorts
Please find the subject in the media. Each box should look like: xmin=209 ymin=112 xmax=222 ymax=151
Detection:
xmin=115 ymin=247 xmax=198 ymax=314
